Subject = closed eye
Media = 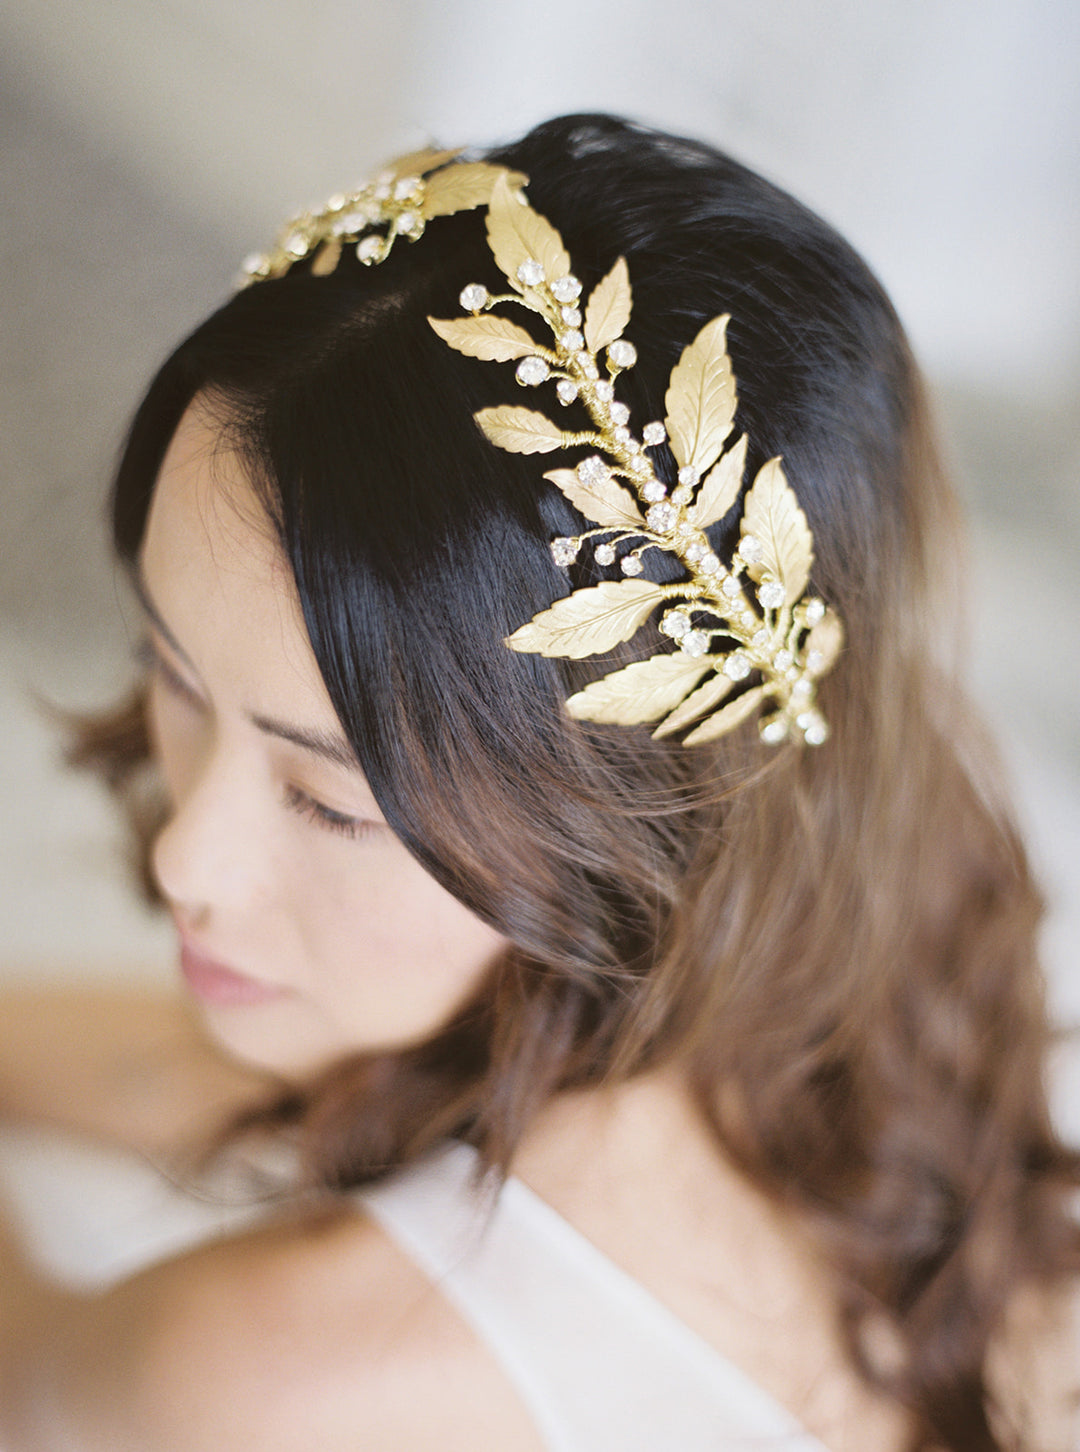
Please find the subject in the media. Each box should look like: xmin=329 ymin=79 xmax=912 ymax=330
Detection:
xmin=282 ymin=783 xmax=380 ymax=842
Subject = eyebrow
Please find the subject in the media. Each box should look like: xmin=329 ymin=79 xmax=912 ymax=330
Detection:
xmin=133 ymin=565 xmax=361 ymax=772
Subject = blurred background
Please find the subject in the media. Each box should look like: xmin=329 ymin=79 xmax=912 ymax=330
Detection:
xmin=1 ymin=0 xmax=1077 ymax=1097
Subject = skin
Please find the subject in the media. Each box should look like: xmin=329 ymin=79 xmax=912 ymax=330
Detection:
xmin=0 ymin=403 xmax=1074 ymax=1450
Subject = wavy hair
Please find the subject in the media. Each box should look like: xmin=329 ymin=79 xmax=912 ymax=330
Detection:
xmin=76 ymin=115 xmax=1078 ymax=1449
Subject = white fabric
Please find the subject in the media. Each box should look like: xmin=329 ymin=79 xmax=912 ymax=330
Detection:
xmin=361 ymin=1141 xmax=828 ymax=1452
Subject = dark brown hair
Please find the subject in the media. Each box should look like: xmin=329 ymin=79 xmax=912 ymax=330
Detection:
xmin=80 ymin=115 xmax=1078 ymax=1449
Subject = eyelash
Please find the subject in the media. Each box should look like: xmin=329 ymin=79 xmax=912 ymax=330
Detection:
xmin=139 ymin=637 xmax=375 ymax=844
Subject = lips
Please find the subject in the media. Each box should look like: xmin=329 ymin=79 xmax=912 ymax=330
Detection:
xmin=178 ymin=937 xmax=288 ymax=1007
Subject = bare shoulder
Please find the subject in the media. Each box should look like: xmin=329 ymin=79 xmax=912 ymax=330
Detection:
xmin=989 ymin=1278 xmax=1080 ymax=1451
xmin=14 ymin=1199 xmax=543 ymax=1452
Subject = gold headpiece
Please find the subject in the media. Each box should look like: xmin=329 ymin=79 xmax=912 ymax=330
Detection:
xmin=241 ymin=158 xmax=843 ymax=747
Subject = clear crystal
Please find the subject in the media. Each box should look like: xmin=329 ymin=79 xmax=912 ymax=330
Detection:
xmin=752 ymin=629 xmax=770 ymax=648
xmin=459 ymin=283 xmax=489 ymax=312
xmin=577 ymin=455 xmax=608 ymax=484
xmin=681 ymin=631 xmax=709 ymax=657
xmin=630 ymin=456 xmax=651 ymax=475
xmin=594 ymin=543 xmax=616 ymax=566
xmin=576 ymin=352 xmax=598 ymax=377
xmin=721 ymin=575 xmax=741 ymax=599
xmin=661 ymin=610 xmax=692 ymax=639
xmin=759 ymin=579 xmax=786 ymax=610
xmin=327 ymin=193 xmax=346 ymax=212
xmin=332 ymin=211 xmax=368 ymax=236
xmin=356 ymin=235 xmax=383 ymax=263
xmin=561 ymin=329 xmax=585 ymax=352
xmin=774 ymin=649 xmax=794 ymax=672
xmin=685 ymin=541 xmax=707 ymax=563
xmin=740 ymin=534 xmax=764 ymax=564
xmin=677 ymin=466 xmax=699 ymax=488
xmin=594 ymin=379 xmax=615 ymax=403
xmin=803 ymin=715 xmax=828 ymax=747
xmin=607 ymin=339 xmax=637 ymax=369
xmin=804 ymin=597 xmax=826 ymax=625
xmin=396 ymin=210 xmax=420 ymax=234
xmin=517 ymin=259 xmax=545 ymax=287
xmin=609 ymin=402 xmax=630 ymax=426
xmin=551 ymin=274 xmax=582 ymax=303
xmin=284 ymin=231 xmax=309 ymax=258
xmin=700 ymin=553 xmax=721 ymax=575
xmin=613 ymin=426 xmax=631 ymax=443
xmin=806 ymin=649 xmax=825 ymax=674
xmin=621 ymin=555 xmax=644 ymax=576
xmin=393 ymin=176 xmax=420 ymax=200
xmin=551 ymin=537 xmax=579 ymax=567
xmin=556 ymin=379 xmax=578 ymax=405
xmin=646 ymin=502 xmax=677 ymax=532
xmin=241 ymin=252 xmax=269 ymax=277
xmin=560 ymin=306 xmax=582 ymax=327
xmin=670 ymin=485 xmax=692 ymax=506
xmin=792 ymin=678 xmax=813 ymax=700
xmin=643 ymin=421 xmax=666 ymax=446
xmin=516 ymin=356 xmax=550 ymax=386
xmin=723 ymin=652 xmax=752 ymax=681
xmin=643 ymin=481 xmax=667 ymax=502
xmin=374 ymin=179 xmax=391 ymax=201
xmin=760 ymin=717 xmax=788 ymax=745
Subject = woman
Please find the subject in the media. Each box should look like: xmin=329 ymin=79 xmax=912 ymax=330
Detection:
xmin=0 ymin=113 xmax=1076 ymax=1450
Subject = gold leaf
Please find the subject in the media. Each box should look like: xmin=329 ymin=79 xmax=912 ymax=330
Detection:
xmin=385 ymin=147 xmax=462 ymax=183
xmin=566 ymin=653 xmax=712 ymax=724
xmin=741 ymin=458 xmax=813 ymax=604
xmin=543 ymin=468 xmax=644 ymax=532
xmin=583 ymin=257 xmax=632 ymax=353
xmin=663 ymin=314 xmax=737 ymax=477
xmin=682 ymin=684 xmax=766 ymax=745
xmin=424 ymin=163 xmax=527 ymax=218
xmin=651 ymin=668 xmax=733 ymax=738
xmin=805 ymin=610 xmax=844 ymax=675
xmin=476 ymin=406 xmax=567 ymax=454
xmin=505 ymin=579 xmax=665 ymax=659
xmin=310 ymin=239 xmax=342 ymax=276
xmin=429 ymin=315 xmax=539 ymax=361
xmin=486 ymin=173 xmax=571 ymax=294
xmin=690 ymin=433 xmax=747 ymax=530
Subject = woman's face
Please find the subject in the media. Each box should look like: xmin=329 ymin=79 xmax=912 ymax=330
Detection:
xmin=139 ymin=405 xmax=508 ymax=1078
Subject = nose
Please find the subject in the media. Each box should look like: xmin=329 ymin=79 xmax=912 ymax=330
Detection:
xmin=151 ymin=736 xmax=272 ymax=926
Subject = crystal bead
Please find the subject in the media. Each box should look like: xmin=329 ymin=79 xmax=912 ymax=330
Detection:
xmin=607 ymin=339 xmax=637 ymax=369
xmin=327 ymin=193 xmax=346 ymax=212
xmin=630 ymin=457 xmax=651 ymax=475
xmin=774 ymin=649 xmax=794 ymax=672
xmin=241 ymin=252 xmax=269 ymax=277
xmin=551 ymin=274 xmax=582 ymax=302
xmin=661 ymin=610 xmax=692 ymax=639
xmin=621 ymin=555 xmax=644 ymax=577
xmin=646 ymin=502 xmax=677 ymax=532
xmin=671 ymin=485 xmax=693 ymax=506
xmin=396 ymin=210 xmax=420 ymax=234
xmin=685 ymin=541 xmax=707 ymax=563
xmin=723 ymin=652 xmax=752 ymax=681
xmin=578 ymin=455 xmax=609 ymax=484
xmin=561 ymin=329 xmax=585 ymax=352
xmin=643 ymin=481 xmax=667 ymax=503
xmin=516 ymin=356 xmax=550 ymax=386
xmin=284 ymin=231 xmax=309 ymax=258
xmin=613 ymin=426 xmax=631 ymax=444
xmin=806 ymin=649 xmax=825 ymax=674
xmin=551 ymin=537 xmax=579 ymax=567
xmin=752 ymin=629 xmax=770 ymax=648
xmin=721 ymin=575 xmax=741 ymax=599
xmin=517 ymin=259 xmax=545 ymax=287
xmin=459 ymin=283 xmax=489 ymax=312
xmin=681 ymin=630 xmax=709 ymax=657
xmin=594 ymin=543 xmax=616 ymax=566
xmin=740 ymin=534 xmax=764 ymax=564
xmin=643 ymin=421 xmax=666 ymax=447
xmin=677 ymin=466 xmax=699 ymax=488
xmin=594 ymin=380 xmax=615 ymax=403
xmin=332 ymin=211 xmax=368 ymax=235
xmin=792 ymin=678 xmax=812 ymax=700
xmin=803 ymin=715 xmax=828 ymax=747
xmin=556 ymin=379 xmax=578 ymax=405
xmin=393 ymin=176 xmax=421 ymax=200
xmin=560 ymin=306 xmax=582 ymax=327
xmin=576 ymin=352 xmax=598 ymax=377
xmin=609 ymin=402 xmax=630 ymax=426
xmin=758 ymin=580 xmax=786 ymax=610
xmin=356 ymin=235 xmax=383 ymax=263
xmin=804 ymin=597 xmax=826 ymax=625
xmin=374 ymin=179 xmax=391 ymax=200
xmin=700 ymin=553 xmax=721 ymax=575
xmin=760 ymin=717 xmax=788 ymax=745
